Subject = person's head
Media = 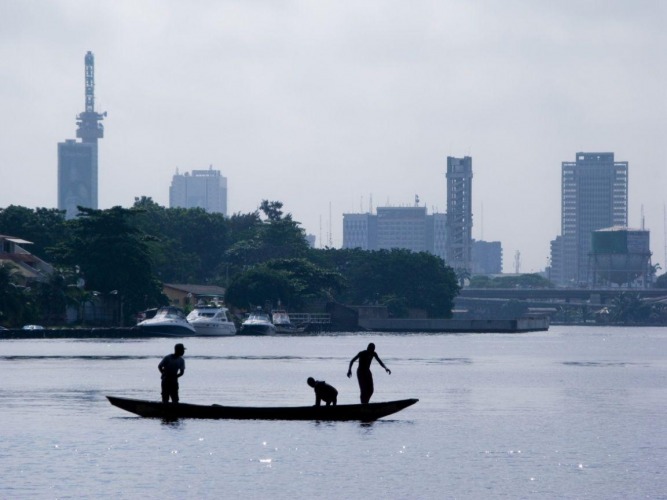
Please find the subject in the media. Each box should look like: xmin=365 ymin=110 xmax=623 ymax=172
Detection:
xmin=367 ymin=342 xmax=375 ymax=353
xmin=307 ymin=377 xmax=315 ymax=387
xmin=174 ymin=343 xmax=186 ymax=356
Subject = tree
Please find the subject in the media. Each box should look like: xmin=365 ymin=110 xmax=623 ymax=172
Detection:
xmin=655 ymin=273 xmax=667 ymax=289
xmin=51 ymin=206 xmax=166 ymax=323
xmin=225 ymin=201 xmax=310 ymax=270
xmin=0 ymin=263 xmax=34 ymax=327
xmin=311 ymin=248 xmax=460 ymax=318
xmin=225 ymin=258 xmax=344 ymax=310
xmin=225 ymin=266 xmax=293 ymax=310
xmin=0 ymin=205 xmax=68 ymax=260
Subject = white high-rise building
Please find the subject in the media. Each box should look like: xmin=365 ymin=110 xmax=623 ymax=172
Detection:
xmin=559 ymin=152 xmax=628 ymax=285
xmin=445 ymin=156 xmax=473 ymax=273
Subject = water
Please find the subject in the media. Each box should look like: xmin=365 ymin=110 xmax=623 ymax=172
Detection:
xmin=1 ymin=326 xmax=665 ymax=499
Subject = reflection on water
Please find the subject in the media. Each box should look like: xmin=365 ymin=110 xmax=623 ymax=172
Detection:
xmin=0 ymin=327 xmax=665 ymax=499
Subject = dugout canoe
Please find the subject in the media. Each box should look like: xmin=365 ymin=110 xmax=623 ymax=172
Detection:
xmin=107 ymin=395 xmax=418 ymax=422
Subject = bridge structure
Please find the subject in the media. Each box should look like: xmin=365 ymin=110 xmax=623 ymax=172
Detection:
xmin=458 ymin=288 xmax=667 ymax=305
xmin=456 ymin=287 xmax=667 ymax=323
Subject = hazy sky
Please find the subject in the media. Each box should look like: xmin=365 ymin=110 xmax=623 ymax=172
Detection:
xmin=1 ymin=1 xmax=665 ymax=273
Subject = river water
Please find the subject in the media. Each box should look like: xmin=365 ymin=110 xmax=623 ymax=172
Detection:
xmin=1 ymin=326 xmax=665 ymax=499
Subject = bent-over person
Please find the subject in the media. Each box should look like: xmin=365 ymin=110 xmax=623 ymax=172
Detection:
xmin=307 ymin=377 xmax=338 ymax=406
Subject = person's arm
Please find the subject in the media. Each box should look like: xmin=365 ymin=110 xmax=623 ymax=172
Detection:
xmin=347 ymin=353 xmax=360 ymax=378
xmin=315 ymin=393 xmax=321 ymax=406
xmin=177 ymin=360 xmax=185 ymax=377
xmin=158 ymin=357 xmax=165 ymax=374
xmin=374 ymin=353 xmax=391 ymax=374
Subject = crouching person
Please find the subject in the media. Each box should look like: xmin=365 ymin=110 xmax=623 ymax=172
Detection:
xmin=307 ymin=377 xmax=338 ymax=406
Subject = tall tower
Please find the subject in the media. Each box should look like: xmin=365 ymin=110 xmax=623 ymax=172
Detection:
xmin=58 ymin=51 xmax=106 ymax=219
xmin=446 ymin=156 xmax=473 ymax=273
xmin=76 ymin=51 xmax=105 ymax=144
xmin=560 ymin=152 xmax=628 ymax=285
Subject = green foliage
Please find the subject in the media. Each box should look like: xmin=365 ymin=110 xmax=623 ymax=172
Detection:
xmin=0 ymin=205 xmax=68 ymax=260
xmin=310 ymin=248 xmax=460 ymax=318
xmin=654 ymin=273 xmax=667 ymax=289
xmin=608 ymin=292 xmax=654 ymax=324
xmin=225 ymin=258 xmax=344 ymax=310
xmin=51 ymin=206 xmax=166 ymax=323
xmin=225 ymin=266 xmax=292 ymax=309
xmin=0 ymin=263 xmax=37 ymax=327
xmin=1 ymin=199 xmax=461 ymax=322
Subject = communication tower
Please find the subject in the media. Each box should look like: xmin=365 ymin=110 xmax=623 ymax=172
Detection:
xmin=76 ymin=51 xmax=106 ymax=144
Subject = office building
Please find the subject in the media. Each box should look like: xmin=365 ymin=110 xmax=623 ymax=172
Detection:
xmin=169 ymin=168 xmax=228 ymax=215
xmin=342 ymin=206 xmax=446 ymax=260
xmin=471 ymin=240 xmax=503 ymax=275
xmin=445 ymin=156 xmax=473 ymax=273
xmin=558 ymin=152 xmax=628 ymax=285
xmin=58 ymin=51 xmax=105 ymax=219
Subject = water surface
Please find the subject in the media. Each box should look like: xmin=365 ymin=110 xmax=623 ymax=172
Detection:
xmin=1 ymin=326 xmax=665 ymax=498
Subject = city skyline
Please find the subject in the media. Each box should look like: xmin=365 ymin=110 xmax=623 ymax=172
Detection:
xmin=0 ymin=2 xmax=664 ymax=273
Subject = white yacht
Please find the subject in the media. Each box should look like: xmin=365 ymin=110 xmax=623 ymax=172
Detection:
xmin=186 ymin=305 xmax=237 ymax=336
xmin=271 ymin=310 xmax=306 ymax=334
xmin=240 ymin=309 xmax=276 ymax=335
xmin=136 ymin=306 xmax=196 ymax=336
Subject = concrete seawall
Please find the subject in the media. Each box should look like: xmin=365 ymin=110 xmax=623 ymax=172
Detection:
xmin=359 ymin=316 xmax=549 ymax=333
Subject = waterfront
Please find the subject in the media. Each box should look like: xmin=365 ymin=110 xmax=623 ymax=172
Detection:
xmin=1 ymin=326 xmax=665 ymax=499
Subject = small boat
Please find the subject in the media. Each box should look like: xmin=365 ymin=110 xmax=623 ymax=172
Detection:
xmin=271 ymin=310 xmax=307 ymax=334
xmin=240 ymin=309 xmax=276 ymax=335
xmin=186 ymin=305 xmax=237 ymax=336
xmin=136 ymin=306 xmax=196 ymax=336
xmin=107 ymin=396 xmax=418 ymax=422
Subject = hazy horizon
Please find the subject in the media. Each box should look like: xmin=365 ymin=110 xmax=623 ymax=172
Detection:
xmin=1 ymin=1 xmax=665 ymax=273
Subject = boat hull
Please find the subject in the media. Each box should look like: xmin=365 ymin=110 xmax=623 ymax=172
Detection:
xmin=240 ymin=324 xmax=276 ymax=335
xmin=107 ymin=396 xmax=418 ymax=422
xmin=190 ymin=322 xmax=237 ymax=336
xmin=136 ymin=324 xmax=197 ymax=337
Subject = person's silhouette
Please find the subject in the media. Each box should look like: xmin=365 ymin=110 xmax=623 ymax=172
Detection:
xmin=347 ymin=343 xmax=390 ymax=404
xmin=307 ymin=377 xmax=338 ymax=406
xmin=158 ymin=343 xmax=186 ymax=403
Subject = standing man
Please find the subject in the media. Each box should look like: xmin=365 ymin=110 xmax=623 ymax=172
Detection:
xmin=347 ymin=342 xmax=391 ymax=404
xmin=158 ymin=343 xmax=186 ymax=403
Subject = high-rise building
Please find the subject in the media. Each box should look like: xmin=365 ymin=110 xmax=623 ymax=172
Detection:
xmin=445 ymin=156 xmax=473 ymax=273
xmin=342 ymin=206 xmax=446 ymax=260
xmin=169 ymin=168 xmax=228 ymax=215
xmin=471 ymin=240 xmax=503 ymax=275
xmin=58 ymin=51 xmax=105 ymax=219
xmin=559 ymin=152 xmax=628 ymax=285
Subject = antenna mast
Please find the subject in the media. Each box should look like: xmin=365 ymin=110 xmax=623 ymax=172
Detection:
xmin=76 ymin=51 xmax=105 ymax=144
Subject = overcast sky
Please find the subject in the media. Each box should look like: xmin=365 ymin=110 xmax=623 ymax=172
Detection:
xmin=1 ymin=1 xmax=665 ymax=273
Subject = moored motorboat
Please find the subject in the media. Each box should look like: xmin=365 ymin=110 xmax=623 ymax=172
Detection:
xmin=271 ymin=309 xmax=307 ymax=334
xmin=240 ymin=310 xmax=276 ymax=335
xmin=186 ymin=305 xmax=237 ymax=336
xmin=136 ymin=306 xmax=196 ymax=337
xmin=107 ymin=396 xmax=418 ymax=421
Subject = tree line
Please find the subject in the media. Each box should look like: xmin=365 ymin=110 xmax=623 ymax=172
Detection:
xmin=0 ymin=200 xmax=460 ymax=327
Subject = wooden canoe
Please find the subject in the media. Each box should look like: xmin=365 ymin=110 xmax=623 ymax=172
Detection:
xmin=107 ymin=395 xmax=418 ymax=422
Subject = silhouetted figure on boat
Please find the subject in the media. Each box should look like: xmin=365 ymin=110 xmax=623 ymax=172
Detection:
xmin=347 ymin=342 xmax=391 ymax=404
xmin=158 ymin=343 xmax=186 ymax=403
xmin=307 ymin=377 xmax=338 ymax=406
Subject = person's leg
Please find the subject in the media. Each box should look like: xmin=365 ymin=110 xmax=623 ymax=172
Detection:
xmin=358 ymin=371 xmax=373 ymax=404
xmin=161 ymin=379 xmax=169 ymax=403
xmin=171 ymin=381 xmax=180 ymax=403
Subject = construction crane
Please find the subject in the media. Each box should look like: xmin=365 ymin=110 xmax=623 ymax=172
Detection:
xmin=76 ymin=51 xmax=106 ymax=144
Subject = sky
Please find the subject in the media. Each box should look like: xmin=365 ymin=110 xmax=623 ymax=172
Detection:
xmin=0 ymin=0 xmax=665 ymax=273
